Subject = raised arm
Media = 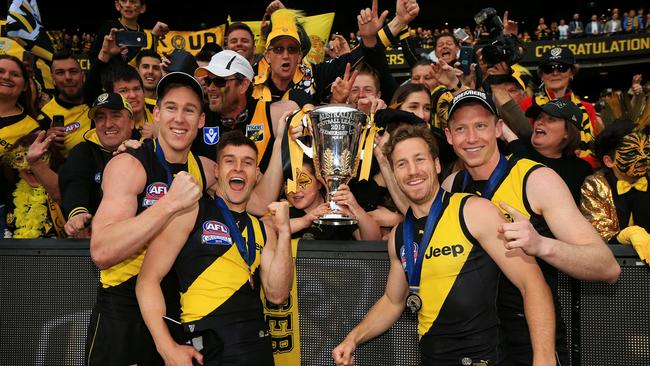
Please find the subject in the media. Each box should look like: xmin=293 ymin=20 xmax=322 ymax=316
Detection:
xmin=27 ymin=131 xmax=60 ymax=204
xmin=465 ymin=197 xmax=556 ymax=365
xmin=507 ymin=167 xmax=621 ymax=283
xmin=136 ymin=205 xmax=202 ymax=366
xmin=90 ymin=154 xmax=201 ymax=269
xmin=332 ymin=227 xmax=408 ymax=366
xmin=374 ymin=133 xmax=410 ymax=214
xmin=260 ymin=201 xmax=293 ymax=304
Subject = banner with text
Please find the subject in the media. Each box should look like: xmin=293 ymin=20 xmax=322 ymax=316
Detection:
xmin=154 ymin=24 xmax=226 ymax=56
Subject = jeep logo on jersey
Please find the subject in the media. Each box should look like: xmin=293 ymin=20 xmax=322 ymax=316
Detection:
xmin=65 ymin=122 xmax=81 ymax=133
xmin=203 ymin=127 xmax=219 ymax=145
xmin=399 ymin=243 xmax=419 ymax=270
xmin=424 ymin=244 xmax=465 ymax=259
xmin=142 ymin=182 xmax=168 ymax=208
xmin=202 ymin=220 xmax=232 ymax=245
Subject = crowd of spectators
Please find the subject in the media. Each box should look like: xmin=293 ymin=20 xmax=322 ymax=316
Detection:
xmin=0 ymin=0 xmax=647 ymax=365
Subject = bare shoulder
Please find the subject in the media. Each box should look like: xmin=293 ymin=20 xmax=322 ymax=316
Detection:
xmin=525 ymin=166 xmax=574 ymax=212
xmin=463 ymin=195 xmax=506 ymax=236
xmin=102 ymin=153 xmax=146 ymax=196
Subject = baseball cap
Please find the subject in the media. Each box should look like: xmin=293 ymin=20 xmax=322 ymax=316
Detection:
xmin=88 ymin=92 xmax=133 ymax=120
xmin=266 ymin=9 xmax=301 ymax=48
xmin=194 ymin=50 xmax=254 ymax=82
xmin=525 ymin=99 xmax=583 ymax=129
xmin=165 ymin=49 xmax=199 ymax=75
xmin=447 ymin=89 xmax=498 ymax=121
xmin=156 ymin=71 xmax=204 ymax=102
xmin=540 ymin=47 xmax=575 ymax=66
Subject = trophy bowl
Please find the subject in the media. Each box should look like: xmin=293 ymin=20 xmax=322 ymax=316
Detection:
xmin=308 ymin=104 xmax=368 ymax=226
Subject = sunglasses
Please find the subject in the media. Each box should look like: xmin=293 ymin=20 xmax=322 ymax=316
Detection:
xmin=205 ymin=77 xmax=237 ymax=88
xmin=541 ymin=63 xmax=571 ymax=74
xmin=269 ymin=46 xmax=300 ymax=55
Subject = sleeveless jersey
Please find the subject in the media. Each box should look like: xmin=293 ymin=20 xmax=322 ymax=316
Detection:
xmin=175 ymin=195 xmax=267 ymax=329
xmin=39 ymin=97 xmax=92 ymax=157
xmin=0 ymin=110 xmax=39 ymax=156
xmin=451 ymin=156 xmax=568 ymax=363
xmin=395 ymin=192 xmax=503 ymax=363
xmin=95 ymin=139 xmax=206 ymax=319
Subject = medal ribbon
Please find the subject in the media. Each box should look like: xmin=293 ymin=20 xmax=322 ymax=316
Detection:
xmin=402 ymin=189 xmax=445 ymax=291
xmin=153 ymin=139 xmax=203 ymax=190
xmin=215 ymin=196 xmax=256 ymax=267
xmin=461 ymin=154 xmax=508 ymax=199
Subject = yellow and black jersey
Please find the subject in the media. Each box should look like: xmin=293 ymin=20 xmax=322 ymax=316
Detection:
xmin=450 ymin=155 xmax=568 ymax=363
xmin=95 ymin=139 xmax=206 ymax=319
xmin=395 ymin=192 xmax=503 ymax=364
xmin=39 ymin=96 xmax=92 ymax=158
xmin=144 ymin=97 xmax=156 ymax=113
xmin=247 ymin=99 xmax=274 ymax=172
xmin=175 ymin=194 xmax=267 ymax=328
xmin=0 ymin=109 xmax=39 ymax=156
xmin=135 ymin=106 xmax=155 ymax=134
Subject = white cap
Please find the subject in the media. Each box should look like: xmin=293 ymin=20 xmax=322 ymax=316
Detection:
xmin=194 ymin=50 xmax=254 ymax=81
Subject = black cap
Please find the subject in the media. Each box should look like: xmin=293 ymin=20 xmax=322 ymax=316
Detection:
xmin=374 ymin=109 xmax=427 ymax=131
xmin=525 ymin=99 xmax=583 ymax=129
xmin=88 ymin=92 xmax=133 ymax=120
xmin=156 ymin=71 xmax=204 ymax=102
xmin=447 ymin=89 xmax=498 ymax=121
xmin=165 ymin=49 xmax=199 ymax=75
xmin=540 ymin=47 xmax=575 ymax=66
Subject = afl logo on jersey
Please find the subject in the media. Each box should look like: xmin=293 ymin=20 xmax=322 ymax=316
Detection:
xmin=142 ymin=182 xmax=168 ymax=208
xmin=399 ymin=243 xmax=418 ymax=270
xmin=202 ymin=220 xmax=232 ymax=245
xmin=65 ymin=122 xmax=81 ymax=133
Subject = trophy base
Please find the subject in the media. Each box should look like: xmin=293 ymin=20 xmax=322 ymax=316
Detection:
xmin=313 ymin=213 xmax=358 ymax=226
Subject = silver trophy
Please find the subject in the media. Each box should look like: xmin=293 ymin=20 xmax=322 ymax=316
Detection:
xmin=309 ymin=105 xmax=368 ymax=225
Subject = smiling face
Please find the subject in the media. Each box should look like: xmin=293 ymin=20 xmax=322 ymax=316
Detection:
xmin=137 ymin=56 xmax=162 ymax=94
xmin=445 ymin=103 xmax=502 ymax=177
xmin=348 ymin=73 xmax=379 ymax=105
xmin=153 ymin=85 xmax=205 ymax=154
xmin=226 ymin=29 xmax=255 ymax=63
xmin=115 ymin=0 xmax=145 ymax=21
xmin=51 ymin=58 xmax=84 ymax=103
xmin=0 ymin=58 xmax=26 ymax=101
xmin=391 ymin=137 xmax=441 ymax=205
xmin=531 ymin=112 xmax=568 ymax=157
xmin=541 ymin=63 xmax=573 ymax=92
xmin=113 ymin=79 xmax=144 ymax=116
xmin=399 ymin=90 xmax=432 ymax=122
xmin=285 ymin=164 xmax=323 ymax=211
xmin=214 ymin=143 xmax=259 ymax=210
xmin=93 ymin=108 xmax=134 ymax=151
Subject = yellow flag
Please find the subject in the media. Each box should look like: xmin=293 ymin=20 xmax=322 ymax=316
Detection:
xmin=151 ymin=24 xmax=226 ymax=56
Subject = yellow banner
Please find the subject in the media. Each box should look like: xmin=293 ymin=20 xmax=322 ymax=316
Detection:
xmin=154 ymin=24 xmax=226 ymax=56
xmin=235 ymin=12 xmax=335 ymax=64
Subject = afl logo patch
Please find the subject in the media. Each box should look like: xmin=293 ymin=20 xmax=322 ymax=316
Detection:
xmin=65 ymin=122 xmax=81 ymax=133
xmin=400 ymin=243 xmax=418 ymax=270
xmin=202 ymin=220 xmax=232 ymax=245
xmin=142 ymin=182 xmax=168 ymax=208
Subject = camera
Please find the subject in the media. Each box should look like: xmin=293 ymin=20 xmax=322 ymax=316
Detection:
xmin=474 ymin=7 xmax=524 ymax=68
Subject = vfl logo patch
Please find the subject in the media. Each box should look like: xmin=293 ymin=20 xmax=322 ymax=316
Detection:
xmin=142 ymin=182 xmax=168 ymax=208
xmin=65 ymin=122 xmax=81 ymax=133
xmin=246 ymin=124 xmax=264 ymax=142
xmin=203 ymin=127 xmax=219 ymax=145
xmin=399 ymin=243 xmax=418 ymax=270
xmin=202 ymin=220 xmax=232 ymax=245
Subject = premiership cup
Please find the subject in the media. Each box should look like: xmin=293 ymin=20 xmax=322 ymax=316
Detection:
xmin=308 ymin=105 xmax=368 ymax=225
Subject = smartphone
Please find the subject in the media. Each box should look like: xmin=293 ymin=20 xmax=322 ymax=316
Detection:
xmin=51 ymin=115 xmax=65 ymax=128
xmin=453 ymin=28 xmax=470 ymax=42
xmin=115 ymin=31 xmax=147 ymax=48
xmin=458 ymin=46 xmax=475 ymax=76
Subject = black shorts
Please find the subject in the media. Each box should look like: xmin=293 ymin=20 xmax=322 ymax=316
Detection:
xmin=185 ymin=322 xmax=274 ymax=366
xmin=85 ymin=306 xmax=162 ymax=366
xmin=419 ymin=327 xmax=504 ymax=366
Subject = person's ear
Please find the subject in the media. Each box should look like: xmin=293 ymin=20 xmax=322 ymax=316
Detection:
xmin=603 ymin=154 xmax=615 ymax=168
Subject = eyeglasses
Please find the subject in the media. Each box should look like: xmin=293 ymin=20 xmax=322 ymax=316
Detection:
xmin=541 ymin=63 xmax=571 ymax=74
xmin=205 ymin=77 xmax=237 ymax=88
xmin=268 ymin=46 xmax=300 ymax=55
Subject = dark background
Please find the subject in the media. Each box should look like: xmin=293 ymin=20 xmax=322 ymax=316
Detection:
xmin=2 ymin=0 xmax=649 ymax=100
